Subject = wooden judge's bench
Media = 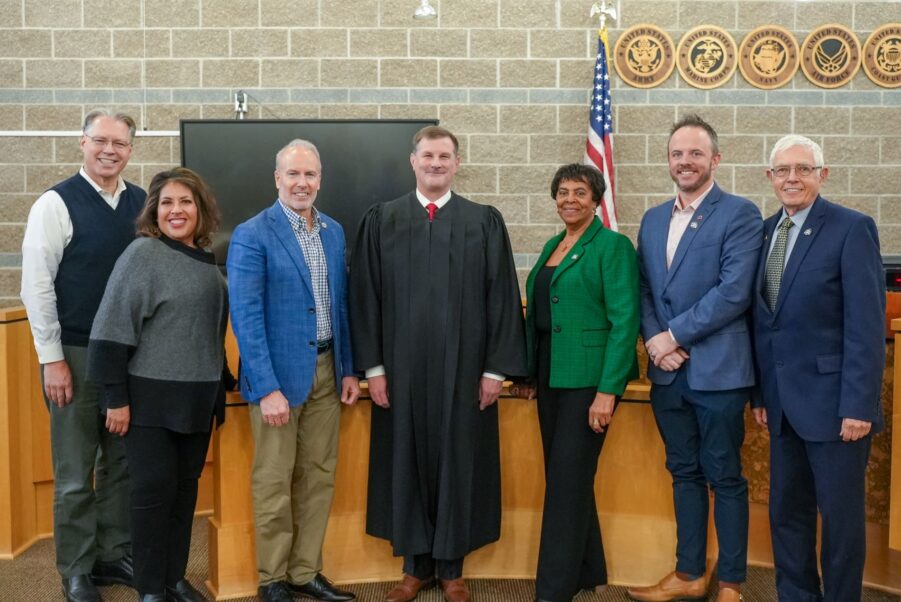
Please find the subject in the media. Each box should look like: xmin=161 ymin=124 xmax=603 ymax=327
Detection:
xmin=2 ymin=305 xmax=901 ymax=599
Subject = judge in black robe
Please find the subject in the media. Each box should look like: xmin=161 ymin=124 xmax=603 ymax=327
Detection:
xmin=349 ymin=127 xmax=526 ymax=599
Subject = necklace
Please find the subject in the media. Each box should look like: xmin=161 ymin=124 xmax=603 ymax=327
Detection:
xmin=558 ymin=237 xmax=576 ymax=252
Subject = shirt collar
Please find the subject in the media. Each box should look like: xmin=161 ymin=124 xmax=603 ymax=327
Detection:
xmin=416 ymin=188 xmax=452 ymax=209
xmin=278 ymin=200 xmax=322 ymax=234
xmin=672 ymin=180 xmax=715 ymax=214
xmin=779 ymin=203 xmax=813 ymax=229
xmin=79 ymin=166 xmax=126 ymax=199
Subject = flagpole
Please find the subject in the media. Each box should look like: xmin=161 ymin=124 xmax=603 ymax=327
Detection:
xmin=585 ymin=1 xmax=619 ymax=230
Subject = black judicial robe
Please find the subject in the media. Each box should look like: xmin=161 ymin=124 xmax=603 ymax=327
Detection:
xmin=349 ymin=192 xmax=527 ymax=560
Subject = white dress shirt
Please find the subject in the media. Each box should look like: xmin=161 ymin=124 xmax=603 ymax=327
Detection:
xmin=365 ymin=188 xmax=504 ymax=382
xmin=20 ymin=168 xmax=127 ymax=364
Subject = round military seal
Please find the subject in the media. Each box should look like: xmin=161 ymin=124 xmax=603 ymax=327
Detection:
xmin=863 ymin=23 xmax=901 ymax=88
xmin=738 ymin=25 xmax=799 ymax=89
xmin=800 ymin=24 xmax=861 ymax=88
xmin=676 ymin=26 xmax=738 ymax=89
xmin=613 ymin=24 xmax=676 ymax=88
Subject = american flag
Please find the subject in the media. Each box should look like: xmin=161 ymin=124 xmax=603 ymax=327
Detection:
xmin=584 ymin=30 xmax=617 ymax=231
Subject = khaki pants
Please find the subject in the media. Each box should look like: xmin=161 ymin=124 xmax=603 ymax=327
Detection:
xmin=250 ymin=351 xmax=341 ymax=586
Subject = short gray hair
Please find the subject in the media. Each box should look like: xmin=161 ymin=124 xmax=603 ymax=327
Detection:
xmin=769 ymin=135 xmax=824 ymax=168
xmin=82 ymin=109 xmax=137 ymax=141
xmin=275 ymin=139 xmax=321 ymax=170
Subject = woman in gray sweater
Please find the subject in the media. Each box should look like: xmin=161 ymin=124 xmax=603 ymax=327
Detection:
xmin=88 ymin=167 xmax=233 ymax=602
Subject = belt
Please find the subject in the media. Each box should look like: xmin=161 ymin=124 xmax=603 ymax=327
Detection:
xmin=317 ymin=339 xmax=333 ymax=355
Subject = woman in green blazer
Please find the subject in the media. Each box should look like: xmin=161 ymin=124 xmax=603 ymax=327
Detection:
xmin=515 ymin=164 xmax=639 ymax=602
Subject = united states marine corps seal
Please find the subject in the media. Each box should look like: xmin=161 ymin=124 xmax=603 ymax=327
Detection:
xmin=613 ymin=24 xmax=676 ymax=88
xmin=739 ymin=25 xmax=799 ymax=89
xmin=801 ymin=24 xmax=861 ymax=88
xmin=863 ymin=24 xmax=901 ymax=88
xmin=677 ymin=26 xmax=738 ymax=89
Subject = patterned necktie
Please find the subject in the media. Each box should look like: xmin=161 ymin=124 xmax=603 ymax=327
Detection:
xmin=765 ymin=217 xmax=794 ymax=311
xmin=426 ymin=202 xmax=438 ymax=222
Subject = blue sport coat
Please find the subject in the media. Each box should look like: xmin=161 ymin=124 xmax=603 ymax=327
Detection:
xmin=637 ymin=183 xmax=763 ymax=391
xmin=752 ymin=197 xmax=885 ymax=441
xmin=227 ymin=201 xmax=353 ymax=405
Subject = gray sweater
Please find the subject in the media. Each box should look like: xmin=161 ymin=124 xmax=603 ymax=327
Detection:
xmin=88 ymin=236 xmax=229 ymax=433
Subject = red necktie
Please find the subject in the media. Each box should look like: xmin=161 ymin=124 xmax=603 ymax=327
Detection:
xmin=427 ymin=202 xmax=438 ymax=222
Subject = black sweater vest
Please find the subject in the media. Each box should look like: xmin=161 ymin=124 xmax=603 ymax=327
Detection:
xmin=52 ymin=174 xmax=146 ymax=347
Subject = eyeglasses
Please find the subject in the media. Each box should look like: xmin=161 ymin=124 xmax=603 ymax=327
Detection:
xmin=770 ymin=164 xmax=822 ymax=178
xmin=85 ymin=136 xmax=132 ymax=151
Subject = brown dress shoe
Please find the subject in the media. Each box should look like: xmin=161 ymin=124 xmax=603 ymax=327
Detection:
xmin=715 ymin=588 xmax=743 ymax=601
xmin=439 ymin=578 xmax=471 ymax=602
xmin=627 ymin=571 xmax=708 ymax=601
xmin=384 ymin=574 xmax=435 ymax=602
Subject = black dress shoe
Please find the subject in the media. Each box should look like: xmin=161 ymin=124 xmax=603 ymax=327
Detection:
xmin=140 ymin=595 xmax=167 ymax=602
xmin=166 ymin=579 xmax=207 ymax=602
xmin=62 ymin=575 xmax=101 ymax=602
xmin=91 ymin=553 xmax=135 ymax=587
xmin=258 ymin=581 xmax=294 ymax=602
xmin=287 ymin=574 xmax=355 ymax=601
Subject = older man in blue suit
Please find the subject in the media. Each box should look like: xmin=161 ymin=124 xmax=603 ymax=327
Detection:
xmin=752 ymin=135 xmax=885 ymax=602
xmin=629 ymin=115 xmax=762 ymax=602
xmin=228 ymin=139 xmax=360 ymax=602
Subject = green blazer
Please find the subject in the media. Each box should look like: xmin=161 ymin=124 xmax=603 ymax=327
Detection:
xmin=525 ymin=217 xmax=640 ymax=394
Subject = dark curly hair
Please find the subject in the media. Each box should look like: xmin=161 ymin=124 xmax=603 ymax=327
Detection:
xmin=550 ymin=164 xmax=605 ymax=206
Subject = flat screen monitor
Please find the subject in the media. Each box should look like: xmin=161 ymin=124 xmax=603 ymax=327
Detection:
xmin=180 ymin=119 xmax=437 ymax=266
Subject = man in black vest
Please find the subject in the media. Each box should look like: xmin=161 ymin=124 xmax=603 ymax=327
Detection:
xmin=21 ymin=110 xmax=146 ymax=602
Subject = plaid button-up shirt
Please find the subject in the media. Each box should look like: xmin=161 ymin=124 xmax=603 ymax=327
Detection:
xmin=279 ymin=201 xmax=332 ymax=342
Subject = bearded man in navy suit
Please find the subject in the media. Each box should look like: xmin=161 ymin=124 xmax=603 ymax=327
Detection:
xmin=752 ymin=135 xmax=885 ymax=602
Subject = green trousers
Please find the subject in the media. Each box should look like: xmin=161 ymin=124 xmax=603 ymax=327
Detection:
xmin=250 ymin=350 xmax=342 ymax=586
xmin=44 ymin=345 xmax=131 ymax=577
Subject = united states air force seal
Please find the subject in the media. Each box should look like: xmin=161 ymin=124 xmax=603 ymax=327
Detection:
xmin=863 ymin=23 xmax=901 ymax=88
xmin=613 ymin=24 xmax=676 ymax=88
xmin=801 ymin=24 xmax=861 ymax=88
xmin=739 ymin=25 xmax=799 ymax=89
xmin=676 ymin=26 xmax=737 ymax=89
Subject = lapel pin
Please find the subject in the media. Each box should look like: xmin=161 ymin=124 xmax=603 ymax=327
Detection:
xmin=697 ymin=215 xmax=703 ymax=220
xmin=689 ymin=222 xmax=698 ymax=229
xmin=572 ymin=254 xmax=579 ymax=260
xmin=803 ymin=228 xmax=812 ymax=236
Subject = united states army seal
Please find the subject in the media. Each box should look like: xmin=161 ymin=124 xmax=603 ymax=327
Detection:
xmin=613 ymin=24 xmax=676 ymax=88
xmin=863 ymin=24 xmax=901 ymax=88
xmin=800 ymin=24 xmax=861 ymax=88
xmin=738 ymin=26 xmax=799 ymax=89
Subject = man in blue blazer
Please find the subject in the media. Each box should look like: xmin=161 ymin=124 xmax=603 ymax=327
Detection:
xmin=630 ymin=115 xmax=762 ymax=602
xmin=752 ymin=135 xmax=885 ymax=602
xmin=228 ymin=140 xmax=360 ymax=602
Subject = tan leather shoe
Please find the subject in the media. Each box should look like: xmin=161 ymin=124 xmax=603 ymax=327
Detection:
xmin=439 ymin=577 xmax=471 ymax=602
xmin=627 ymin=572 xmax=708 ymax=601
xmin=384 ymin=575 xmax=435 ymax=602
xmin=715 ymin=588 xmax=743 ymax=601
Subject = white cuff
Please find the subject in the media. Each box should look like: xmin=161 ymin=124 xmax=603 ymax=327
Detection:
xmin=365 ymin=365 xmax=386 ymax=379
xmin=36 ymin=342 xmax=65 ymax=365
xmin=482 ymin=371 xmax=505 ymax=381
xmin=667 ymin=328 xmax=678 ymax=346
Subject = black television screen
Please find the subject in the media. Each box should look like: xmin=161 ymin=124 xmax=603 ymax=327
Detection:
xmin=180 ymin=119 xmax=437 ymax=266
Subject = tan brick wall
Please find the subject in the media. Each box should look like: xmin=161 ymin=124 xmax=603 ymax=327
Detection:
xmin=1 ymin=0 xmax=900 ymax=305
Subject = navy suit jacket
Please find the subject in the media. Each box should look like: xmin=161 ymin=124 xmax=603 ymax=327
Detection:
xmin=227 ymin=201 xmax=353 ymax=406
xmin=752 ymin=196 xmax=885 ymax=441
xmin=637 ymin=183 xmax=763 ymax=391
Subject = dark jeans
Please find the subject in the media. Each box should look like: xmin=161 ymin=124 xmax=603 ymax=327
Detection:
xmin=650 ymin=370 xmax=749 ymax=583
xmin=124 ymin=424 xmax=211 ymax=595
xmin=534 ymin=334 xmax=608 ymax=602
